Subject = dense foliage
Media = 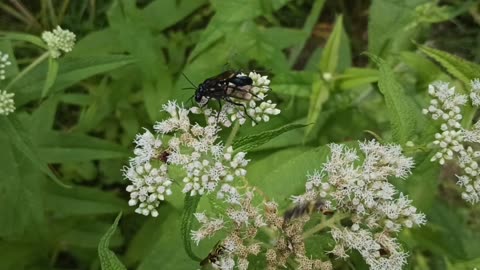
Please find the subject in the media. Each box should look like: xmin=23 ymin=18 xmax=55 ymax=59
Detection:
xmin=1 ymin=0 xmax=480 ymax=269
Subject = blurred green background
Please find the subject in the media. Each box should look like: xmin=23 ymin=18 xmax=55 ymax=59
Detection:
xmin=1 ymin=0 xmax=480 ymax=269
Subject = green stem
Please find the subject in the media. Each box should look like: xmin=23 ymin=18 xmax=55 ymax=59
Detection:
xmin=5 ymin=51 xmax=49 ymax=91
xmin=302 ymin=213 xmax=348 ymax=239
xmin=225 ymin=121 xmax=240 ymax=148
xmin=463 ymin=106 xmax=476 ymax=129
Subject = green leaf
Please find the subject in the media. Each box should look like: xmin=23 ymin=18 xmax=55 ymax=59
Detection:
xmin=403 ymin=154 xmax=440 ymax=212
xmin=337 ymin=68 xmax=379 ymax=90
xmin=181 ymin=195 xmax=202 ymax=262
xmin=138 ymin=205 xmax=199 ymax=270
xmin=13 ymin=55 xmax=135 ymax=106
xmin=41 ymin=56 xmax=59 ymax=98
xmin=0 ymin=241 xmax=48 ymax=269
xmin=37 ymin=131 xmax=128 ymax=163
xmin=0 ymin=116 xmax=67 ymax=187
xmin=250 ymin=146 xmax=329 ymax=208
xmin=448 ymin=257 xmax=480 ymax=270
xmin=56 ymin=219 xmax=124 ymax=249
xmin=233 ymin=123 xmax=308 ymax=152
xmin=124 ymin=217 xmax=166 ymax=267
xmin=369 ymin=54 xmax=416 ymax=143
xmin=143 ymin=80 xmax=168 ymax=122
xmin=70 ymin=29 xmax=122 ymax=56
xmin=98 ymin=213 xmax=127 ymax=270
xmin=45 ymin=183 xmax=127 ymax=218
xmin=270 ymin=71 xmax=315 ymax=97
xmin=418 ymin=44 xmax=480 ymax=84
xmin=410 ymin=202 xmax=469 ymax=260
xmin=210 ymin=0 xmax=262 ymax=23
xmin=0 ymin=31 xmax=47 ymax=48
xmin=400 ymin=51 xmax=445 ymax=87
xmin=29 ymin=96 xmax=59 ymax=135
xmin=319 ymin=15 xmax=348 ymax=73
xmin=141 ymin=0 xmax=208 ymax=32
xmin=0 ymin=130 xmax=45 ymax=237
xmin=289 ymin=0 xmax=326 ymax=66
xmin=368 ymin=0 xmax=425 ymax=57
xmin=262 ymin=27 xmax=309 ymax=50
xmin=305 ymin=77 xmax=329 ymax=138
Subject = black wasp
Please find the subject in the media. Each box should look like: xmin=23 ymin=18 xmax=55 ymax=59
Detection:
xmin=183 ymin=70 xmax=260 ymax=122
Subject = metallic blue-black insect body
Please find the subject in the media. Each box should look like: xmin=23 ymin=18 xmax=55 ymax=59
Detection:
xmin=193 ymin=70 xmax=258 ymax=122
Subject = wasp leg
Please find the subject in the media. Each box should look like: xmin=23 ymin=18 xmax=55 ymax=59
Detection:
xmin=229 ymin=85 xmax=263 ymax=101
xmin=224 ymin=97 xmax=257 ymax=124
xmin=187 ymin=95 xmax=195 ymax=107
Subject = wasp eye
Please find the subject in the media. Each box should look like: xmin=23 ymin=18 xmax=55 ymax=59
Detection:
xmin=195 ymin=93 xmax=203 ymax=102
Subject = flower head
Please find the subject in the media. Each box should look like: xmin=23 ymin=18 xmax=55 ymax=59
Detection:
xmin=292 ymin=140 xmax=425 ymax=270
xmin=42 ymin=26 xmax=76 ymax=58
xmin=423 ymin=80 xmax=480 ymax=203
xmin=191 ymin=190 xmax=268 ymax=269
xmin=124 ymin=162 xmax=172 ymax=217
xmin=0 ymin=90 xmax=15 ymax=115
xmin=0 ymin=51 xmax=12 ymax=80
xmin=124 ymin=101 xmax=250 ymax=216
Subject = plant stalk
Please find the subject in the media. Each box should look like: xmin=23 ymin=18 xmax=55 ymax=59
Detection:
xmin=225 ymin=121 xmax=240 ymax=148
xmin=302 ymin=213 xmax=348 ymax=239
xmin=5 ymin=51 xmax=49 ymax=91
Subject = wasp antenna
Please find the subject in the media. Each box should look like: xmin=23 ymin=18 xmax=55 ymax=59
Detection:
xmin=182 ymin=72 xmax=197 ymax=88
xmin=186 ymin=95 xmax=195 ymax=106
xmin=181 ymin=87 xmax=196 ymax=91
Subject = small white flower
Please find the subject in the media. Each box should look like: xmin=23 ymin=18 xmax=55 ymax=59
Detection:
xmin=0 ymin=90 xmax=15 ymax=115
xmin=0 ymin=51 xmax=12 ymax=80
xmin=41 ymin=26 xmax=76 ymax=58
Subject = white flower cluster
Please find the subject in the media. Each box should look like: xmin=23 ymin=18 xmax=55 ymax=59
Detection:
xmin=423 ymin=80 xmax=480 ymax=203
xmin=331 ymin=228 xmax=407 ymax=270
xmin=123 ymin=101 xmax=249 ymax=216
xmin=0 ymin=51 xmax=12 ymax=80
xmin=41 ymin=26 xmax=76 ymax=58
xmin=292 ymin=140 xmax=426 ymax=270
xmin=191 ymin=190 xmax=264 ymax=270
xmin=0 ymin=90 xmax=15 ymax=115
xmin=124 ymin=162 xmax=172 ymax=217
xmin=191 ymin=72 xmax=280 ymax=127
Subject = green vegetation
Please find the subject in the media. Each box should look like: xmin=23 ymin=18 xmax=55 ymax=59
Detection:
xmin=1 ymin=0 xmax=480 ymax=269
